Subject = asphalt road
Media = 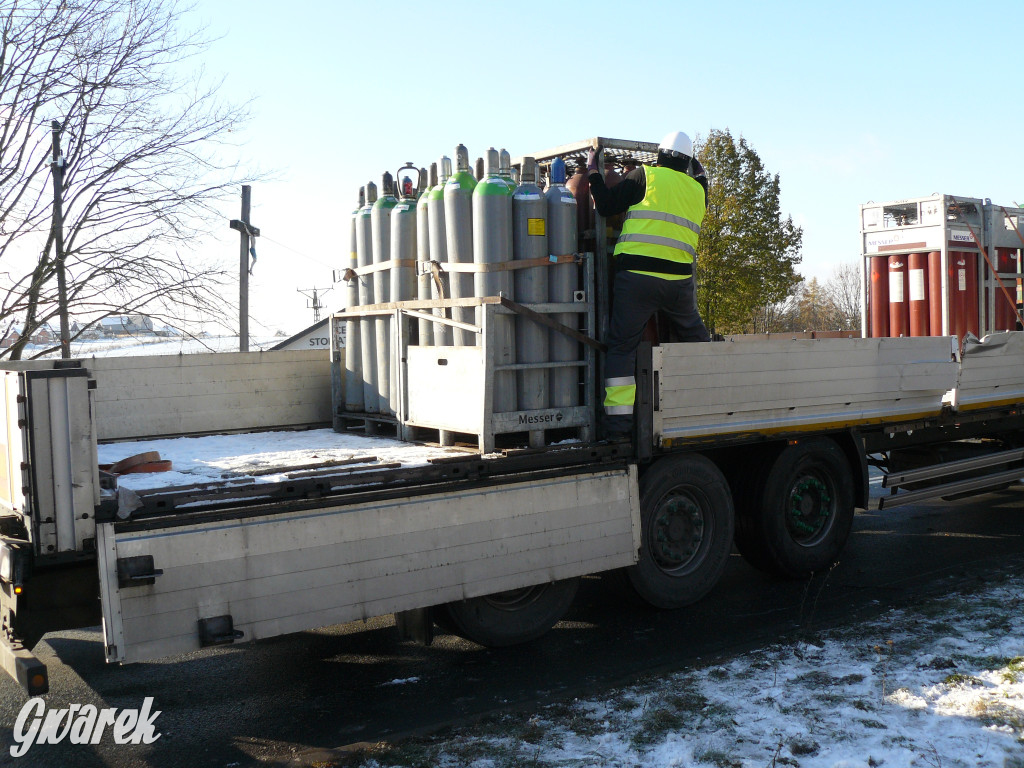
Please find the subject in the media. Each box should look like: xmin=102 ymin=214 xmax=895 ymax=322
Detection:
xmin=2 ymin=485 xmax=1023 ymax=768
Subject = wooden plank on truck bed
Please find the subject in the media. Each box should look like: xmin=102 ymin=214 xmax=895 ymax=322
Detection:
xmin=657 ymin=336 xmax=958 ymax=442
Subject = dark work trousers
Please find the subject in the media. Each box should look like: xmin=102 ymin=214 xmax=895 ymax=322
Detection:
xmin=603 ymin=269 xmax=710 ymax=435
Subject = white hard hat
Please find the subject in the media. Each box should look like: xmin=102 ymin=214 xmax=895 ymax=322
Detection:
xmin=658 ymin=131 xmax=693 ymax=158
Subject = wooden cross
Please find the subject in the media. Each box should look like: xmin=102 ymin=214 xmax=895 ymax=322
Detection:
xmin=229 ymin=185 xmax=260 ymax=352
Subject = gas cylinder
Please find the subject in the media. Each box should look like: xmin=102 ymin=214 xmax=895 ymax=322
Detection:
xmin=908 ymin=252 xmax=929 ymax=337
xmin=475 ymin=156 xmax=484 ymax=182
xmin=888 ymin=254 xmax=909 ymax=337
xmin=603 ymin=163 xmax=625 ymax=234
xmin=927 ymin=251 xmax=943 ymax=335
xmin=371 ymin=172 xmax=398 ymax=415
xmin=391 ymin=163 xmax=419 ymax=307
xmin=949 ymin=251 xmax=980 ymax=340
xmin=513 ymin=157 xmax=549 ymax=417
xmin=473 ymin=148 xmax=516 ymax=413
xmin=565 ymin=160 xmax=593 ymax=246
xmin=868 ymin=255 xmax=889 ymax=338
xmin=428 ymin=156 xmax=452 ymax=345
xmin=390 ymin=163 xmax=420 ymax=411
xmin=498 ymin=149 xmax=515 ymax=193
xmin=416 ymin=163 xmax=435 ymax=345
xmin=344 ymin=187 xmax=365 ymax=412
xmin=965 ymin=251 xmax=980 ymax=338
xmin=444 ymin=144 xmax=477 ymax=346
xmin=994 ymin=247 xmax=1018 ymax=331
xmin=356 ymin=182 xmax=378 ymax=413
xmin=546 ymin=157 xmax=579 ymax=408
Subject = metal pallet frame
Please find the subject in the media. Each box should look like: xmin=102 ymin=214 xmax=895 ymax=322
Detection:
xmin=331 ymin=254 xmax=598 ymax=453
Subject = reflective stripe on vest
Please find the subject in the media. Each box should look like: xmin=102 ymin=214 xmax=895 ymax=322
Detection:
xmin=604 ymin=375 xmax=636 ymax=415
xmin=613 ymin=165 xmax=705 ymax=280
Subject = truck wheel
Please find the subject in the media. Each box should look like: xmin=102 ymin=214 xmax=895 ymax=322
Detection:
xmin=627 ymin=454 xmax=734 ymax=609
xmin=738 ymin=438 xmax=854 ymax=579
xmin=441 ymin=578 xmax=579 ymax=647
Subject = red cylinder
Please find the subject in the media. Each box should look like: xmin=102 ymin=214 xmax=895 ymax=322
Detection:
xmin=908 ymin=252 xmax=929 ymax=336
xmin=927 ymin=251 xmax=943 ymax=335
xmin=604 ymin=166 xmax=626 ymax=233
xmin=868 ymin=255 xmax=889 ymax=338
xmin=949 ymin=251 xmax=980 ymax=340
xmin=565 ymin=162 xmax=593 ymax=245
xmin=994 ymin=247 xmax=1017 ymax=331
xmin=964 ymin=252 xmax=980 ymax=338
xmin=888 ymin=254 xmax=909 ymax=337
xmin=949 ymin=251 xmax=967 ymax=340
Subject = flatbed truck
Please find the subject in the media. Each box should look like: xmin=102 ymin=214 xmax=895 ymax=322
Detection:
xmin=2 ymin=139 xmax=1023 ymax=697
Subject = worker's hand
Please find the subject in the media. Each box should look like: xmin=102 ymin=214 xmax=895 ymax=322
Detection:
xmin=586 ymin=148 xmax=599 ymax=176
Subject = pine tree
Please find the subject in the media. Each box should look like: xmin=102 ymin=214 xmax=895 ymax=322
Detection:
xmin=694 ymin=130 xmax=803 ymax=334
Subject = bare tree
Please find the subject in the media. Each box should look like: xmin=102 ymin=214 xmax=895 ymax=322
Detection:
xmin=822 ymin=261 xmax=861 ymax=331
xmin=0 ymin=0 xmax=255 ymax=359
xmin=757 ymin=265 xmax=862 ymax=333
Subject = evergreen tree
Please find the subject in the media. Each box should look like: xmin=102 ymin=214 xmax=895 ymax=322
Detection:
xmin=694 ymin=130 xmax=803 ymax=334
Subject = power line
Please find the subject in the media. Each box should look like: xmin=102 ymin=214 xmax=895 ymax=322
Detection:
xmin=262 ymin=235 xmax=337 ymax=271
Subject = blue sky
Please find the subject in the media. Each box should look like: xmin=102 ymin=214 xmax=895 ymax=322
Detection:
xmin=188 ymin=0 xmax=1024 ymax=334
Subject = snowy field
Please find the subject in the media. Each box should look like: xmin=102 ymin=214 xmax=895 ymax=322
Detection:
xmin=355 ymin=574 xmax=1024 ymax=768
xmin=23 ymin=334 xmax=282 ymax=358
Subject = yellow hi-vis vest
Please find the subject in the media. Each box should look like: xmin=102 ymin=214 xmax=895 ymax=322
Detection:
xmin=612 ymin=165 xmax=705 ymax=280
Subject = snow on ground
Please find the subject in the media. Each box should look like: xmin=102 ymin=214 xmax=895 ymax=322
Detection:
xmin=97 ymin=428 xmax=462 ymax=490
xmin=357 ymin=575 xmax=1024 ymax=768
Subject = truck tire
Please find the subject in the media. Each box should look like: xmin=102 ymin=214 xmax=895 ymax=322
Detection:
xmin=441 ymin=578 xmax=579 ymax=647
xmin=626 ymin=454 xmax=734 ymax=609
xmin=735 ymin=438 xmax=854 ymax=579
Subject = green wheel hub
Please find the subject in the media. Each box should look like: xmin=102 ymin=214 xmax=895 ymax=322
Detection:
xmin=787 ymin=475 xmax=833 ymax=545
xmin=652 ymin=493 xmax=707 ymax=572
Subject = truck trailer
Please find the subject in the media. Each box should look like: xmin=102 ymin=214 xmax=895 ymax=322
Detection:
xmin=2 ymin=138 xmax=1023 ymax=697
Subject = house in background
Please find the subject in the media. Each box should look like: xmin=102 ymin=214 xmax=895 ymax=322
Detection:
xmin=0 ymin=321 xmax=58 ymax=348
xmin=98 ymin=314 xmax=155 ymax=337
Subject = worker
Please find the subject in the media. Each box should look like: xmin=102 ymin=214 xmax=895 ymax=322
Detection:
xmin=587 ymin=131 xmax=711 ymax=439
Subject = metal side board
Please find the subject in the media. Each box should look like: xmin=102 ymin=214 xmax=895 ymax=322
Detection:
xmin=97 ymin=465 xmax=640 ymax=664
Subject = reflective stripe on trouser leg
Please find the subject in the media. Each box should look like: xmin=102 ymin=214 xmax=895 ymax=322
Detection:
xmin=604 ymin=375 xmax=636 ymax=415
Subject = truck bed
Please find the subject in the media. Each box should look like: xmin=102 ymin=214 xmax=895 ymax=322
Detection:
xmin=94 ymin=432 xmax=639 ymax=665
xmin=97 ymin=428 xmax=471 ymax=493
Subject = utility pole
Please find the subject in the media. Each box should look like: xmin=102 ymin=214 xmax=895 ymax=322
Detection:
xmin=50 ymin=120 xmax=71 ymax=358
xmin=229 ymin=185 xmax=260 ymax=352
xmin=297 ymin=286 xmax=332 ymax=324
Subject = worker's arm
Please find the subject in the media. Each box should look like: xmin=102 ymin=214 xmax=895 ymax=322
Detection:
xmin=689 ymin=158 xmax=709 ymax=199
xmin=588 ymin=166 xmax=646 ymax=217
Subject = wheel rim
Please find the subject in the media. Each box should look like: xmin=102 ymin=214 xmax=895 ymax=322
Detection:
xmin=649 ymin=489 xmax=713 ymax=575
xmin=481 ymin=585 xmax=548 ymax=612
xmin=786 ymin=471 xmax=836 ymax=547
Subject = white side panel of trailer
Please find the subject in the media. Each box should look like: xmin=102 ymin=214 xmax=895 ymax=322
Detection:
xmin=97 ymin=466 xmax=640 ymax=664
xmin=0 ymin=350 xmax=333 ymax=441
xmin=656 ymin=337 xmax=959 ymax=441
xmin=954 ymin=332 xmax=1024 ymax=411
xmin=89 ymin=351 xmax=332 ymax=440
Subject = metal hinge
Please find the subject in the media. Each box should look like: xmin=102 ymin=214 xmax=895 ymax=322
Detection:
xmin=116 ymin=555 xmax=163 ymax=588
xmin=198 ymin=615 xmax=244 ymax=647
